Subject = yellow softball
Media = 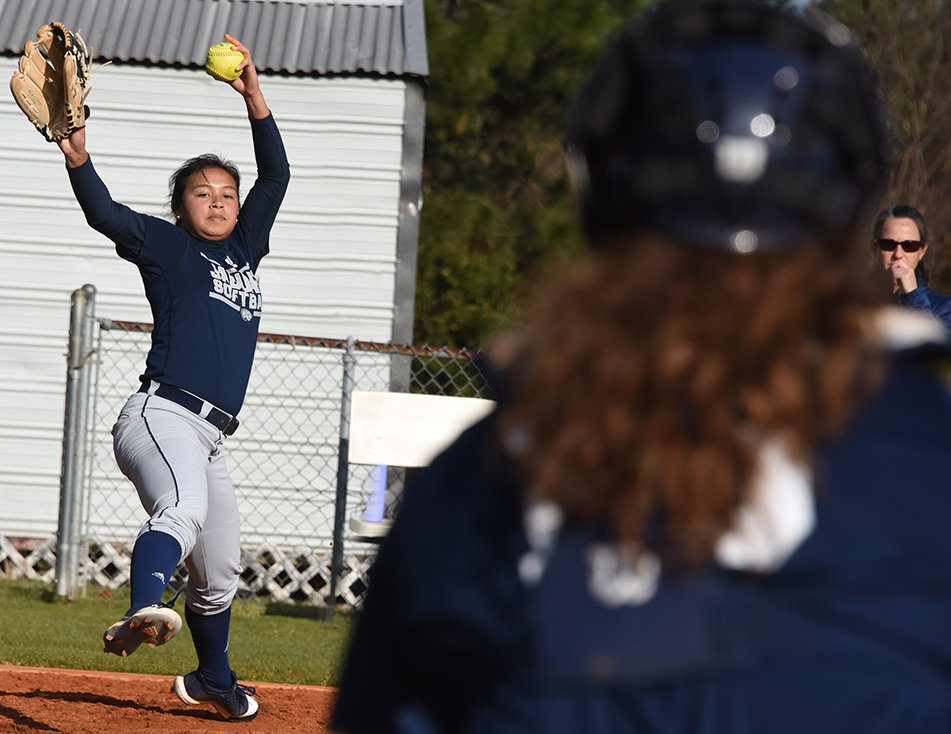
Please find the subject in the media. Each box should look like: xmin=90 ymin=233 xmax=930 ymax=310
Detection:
xmin=205 ymin=42 xmax=244 ymax=82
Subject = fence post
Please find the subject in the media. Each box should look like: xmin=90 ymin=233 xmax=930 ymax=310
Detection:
xmin=56 ymin=284 xmax=97 ymax=600
xmin=326 ymin=336 xmax=356 ymax=623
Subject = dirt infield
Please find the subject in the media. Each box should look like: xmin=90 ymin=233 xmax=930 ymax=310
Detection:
xmin=0 ymin=664 xmax=338 ymax=733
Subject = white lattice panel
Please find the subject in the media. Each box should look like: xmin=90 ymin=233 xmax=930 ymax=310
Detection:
xmin=1 ymin=535 xmax=373 ymax=608
xmin=0 ymin=535 xmax=57 ymax=582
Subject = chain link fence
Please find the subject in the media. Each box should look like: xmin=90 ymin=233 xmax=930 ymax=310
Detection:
xmin=24 ymin=288 xmax=492 ymax=610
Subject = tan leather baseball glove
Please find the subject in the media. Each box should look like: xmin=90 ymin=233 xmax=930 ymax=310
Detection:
xmin=10 ymin=21 xmax=93 ymax=142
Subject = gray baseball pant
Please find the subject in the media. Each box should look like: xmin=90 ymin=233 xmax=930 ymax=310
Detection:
xmin=112 ymin=391 xmax=242 ymax=615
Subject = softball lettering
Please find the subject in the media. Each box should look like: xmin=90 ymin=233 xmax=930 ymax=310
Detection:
xmin=203 ymin=253 xmax=262 ymax=319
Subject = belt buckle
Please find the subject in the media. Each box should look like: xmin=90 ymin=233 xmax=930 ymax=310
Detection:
xmin=223 ymin=417 xmax=240 ymax=436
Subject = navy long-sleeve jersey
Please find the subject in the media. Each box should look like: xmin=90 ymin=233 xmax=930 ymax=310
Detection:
xmin=67 ymin=114 xmax=290 ymax=415
xmin=897 ymin=282 xmax=951 ymax=338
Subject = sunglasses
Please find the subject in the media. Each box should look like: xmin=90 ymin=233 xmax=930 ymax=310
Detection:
xmin=876 ymin=238 xmax=925 ymax=253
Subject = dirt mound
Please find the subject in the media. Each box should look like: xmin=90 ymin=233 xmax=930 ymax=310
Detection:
xmin=0 ymin=664 xmax=337 ymax=733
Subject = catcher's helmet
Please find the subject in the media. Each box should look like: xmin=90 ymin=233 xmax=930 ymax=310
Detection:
xmin=567 ymin=0 xmax=891 ymax=253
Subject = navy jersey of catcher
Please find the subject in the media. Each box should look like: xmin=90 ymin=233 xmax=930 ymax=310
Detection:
xmin=333 ymin=337 xmax=951 ymax=734
xmin=66 ymin=114 xmax=290 ymax=415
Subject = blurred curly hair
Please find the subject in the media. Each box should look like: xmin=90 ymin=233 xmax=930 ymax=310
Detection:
xmin=495 ymin=236 xmax=887 ymax=564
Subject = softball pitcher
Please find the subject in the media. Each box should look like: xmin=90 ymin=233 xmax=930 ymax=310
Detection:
xmin=53 ymin=34 xmax=289 ymax=721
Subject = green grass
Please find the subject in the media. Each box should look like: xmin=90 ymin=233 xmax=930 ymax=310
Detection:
xmin=0 ymin=578 xmax=355 ymax=686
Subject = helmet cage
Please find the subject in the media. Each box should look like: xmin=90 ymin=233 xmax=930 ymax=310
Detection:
xmin=568 ymin=1 xmax=890 ymax=253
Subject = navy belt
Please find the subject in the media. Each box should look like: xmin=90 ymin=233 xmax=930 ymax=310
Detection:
xmin=139 ymin=381 xmax=239 ymax=436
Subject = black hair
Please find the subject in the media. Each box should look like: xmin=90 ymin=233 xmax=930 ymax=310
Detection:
xmin=168 ymin=153 xmax=241 ymax=220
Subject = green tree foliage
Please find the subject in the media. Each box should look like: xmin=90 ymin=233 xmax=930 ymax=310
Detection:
xmin=415 ymin=0 xmax=648 ymax=347
xmin=818 ymin=0 xmax=951 ymax=288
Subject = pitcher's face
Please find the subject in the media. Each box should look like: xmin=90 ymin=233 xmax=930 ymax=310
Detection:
xmin=176 ymin=167 xmax=240 ymax=241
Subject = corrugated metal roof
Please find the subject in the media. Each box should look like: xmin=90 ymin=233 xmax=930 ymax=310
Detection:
xmin=0 ymin=0 xmax=428 ymax=77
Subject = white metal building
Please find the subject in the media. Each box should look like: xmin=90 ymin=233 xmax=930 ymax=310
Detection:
xmin=0 ymin=0 xmax=428 ymax=539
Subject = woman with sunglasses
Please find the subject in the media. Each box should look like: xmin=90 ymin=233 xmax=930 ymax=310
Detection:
xmin=874 ymin=204 xmax=951 ymax=334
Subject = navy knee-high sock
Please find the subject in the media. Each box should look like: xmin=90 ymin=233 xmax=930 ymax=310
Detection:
xmin=128 ymin=531 xmax=182 ymax=614
xmin=185 ymin=605 xmax=233 ymax=690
